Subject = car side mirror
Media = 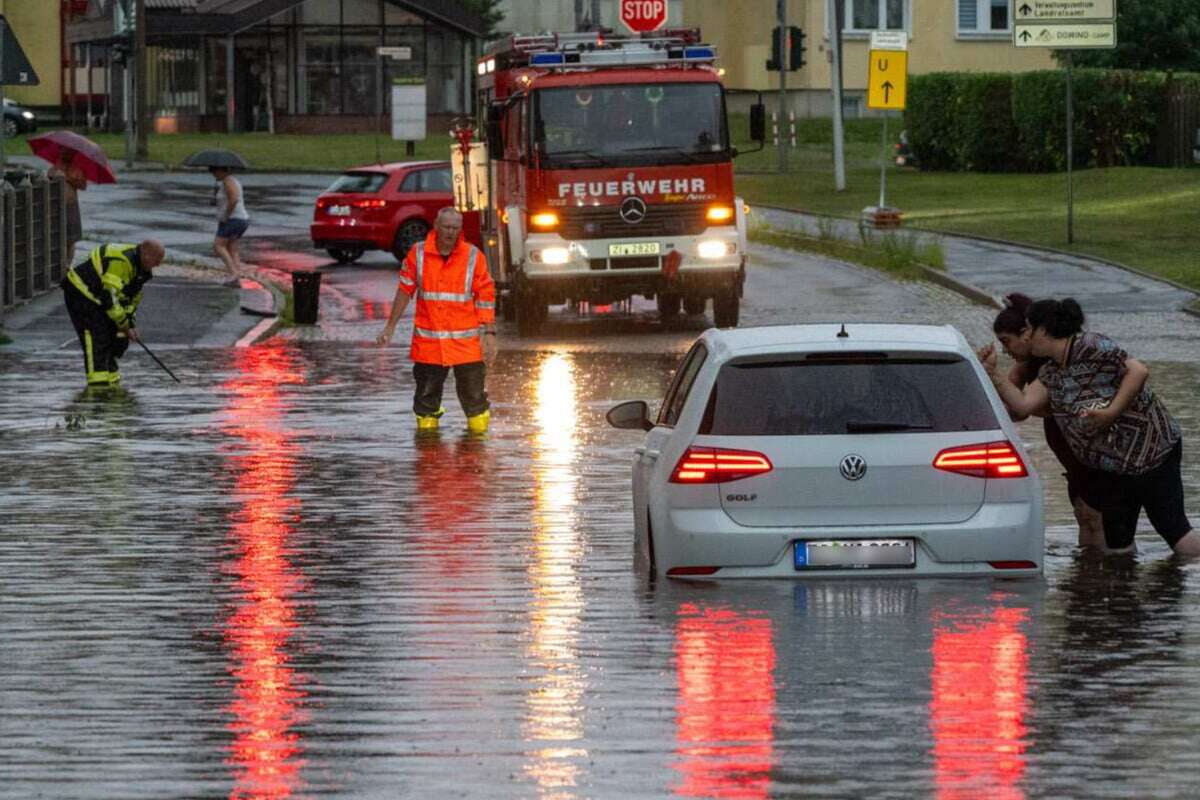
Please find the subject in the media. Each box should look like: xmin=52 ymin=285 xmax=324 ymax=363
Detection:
xmin=607 ymin=400 xmax=653 ymax=431
xmin=749 ymin=103 xmax=767 ymax=143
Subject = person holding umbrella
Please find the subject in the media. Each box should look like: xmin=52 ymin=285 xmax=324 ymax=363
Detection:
xmin=28 ymin=131 xmax=117 ymax=261
xmin=183 ymin=149 xmax=250 ymax=274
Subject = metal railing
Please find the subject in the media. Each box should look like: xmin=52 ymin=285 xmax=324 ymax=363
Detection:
xmin=0 ymin=169 xmax=68 ymax=315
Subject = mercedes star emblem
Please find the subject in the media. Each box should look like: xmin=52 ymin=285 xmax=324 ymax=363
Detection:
xmin=619 ymin=196 xmax=647 ymax=224
xmin=839 ymin=454 xmax=867 ymax=481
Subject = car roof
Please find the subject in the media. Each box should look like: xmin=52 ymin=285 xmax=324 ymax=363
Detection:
xmin=703 ymin=323 xmax=971 ymax=361
xmin=342 ymin=160 xmax=449 ymax=174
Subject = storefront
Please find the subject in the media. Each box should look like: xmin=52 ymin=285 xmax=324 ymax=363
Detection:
xmin=65 ymin=0 xmax=484 ymax=134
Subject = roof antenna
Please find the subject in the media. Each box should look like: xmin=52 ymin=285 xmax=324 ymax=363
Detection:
xmin=837 ymin=323 xmax=849 ymax=338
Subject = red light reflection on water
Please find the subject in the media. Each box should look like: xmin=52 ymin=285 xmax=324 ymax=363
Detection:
xmin=929 ymin=605 xmax=1029 ymax=800
xmin=673 ymin=603 xmax=776 ymax=799
xmin=220 ymin=344 xmax=309 ymax=800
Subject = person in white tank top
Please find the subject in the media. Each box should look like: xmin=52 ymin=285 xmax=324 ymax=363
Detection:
xmin=210 ymin=167 xmax=250 ymax=273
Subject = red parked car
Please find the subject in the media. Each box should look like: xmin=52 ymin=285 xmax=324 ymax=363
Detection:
xmin=311 ymin=161 xmax=454 ymax=264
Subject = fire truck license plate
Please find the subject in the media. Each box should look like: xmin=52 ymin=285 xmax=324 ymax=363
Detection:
xmin=609 ymin=242 xmax=660 ymax=257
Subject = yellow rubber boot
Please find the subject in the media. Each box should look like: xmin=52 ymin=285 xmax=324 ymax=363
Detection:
xmin=467 ymin=410 xmax=490 ymax=434
xmin=416 ymin=406 xmax=445 ymax=431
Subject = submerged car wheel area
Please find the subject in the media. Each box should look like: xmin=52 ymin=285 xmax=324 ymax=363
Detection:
xmin=609 ymin=323 xmax=1045 ymax=580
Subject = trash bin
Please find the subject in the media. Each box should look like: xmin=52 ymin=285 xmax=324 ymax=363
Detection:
xmin=292 ymin=270 xmax=322 ymax=325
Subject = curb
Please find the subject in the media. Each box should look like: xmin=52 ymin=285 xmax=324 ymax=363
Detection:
xmin=753 ymin=203 xmax=1199 ymax=315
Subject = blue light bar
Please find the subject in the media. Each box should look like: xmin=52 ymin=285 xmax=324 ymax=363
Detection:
xmin=531 ymin=53 xmax=566 ymax=66
xmin=684 ymin=47 xmax=715 ymax=60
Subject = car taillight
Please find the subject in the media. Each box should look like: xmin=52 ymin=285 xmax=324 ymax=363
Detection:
xmin=670 ymin=447 xmax=773 ymax=484
xmin=933 ymin=441 xmax=1028 ymax=479
xmin=316 ymin=197 xmax=328 ymax=209
xmin=353 ymin=199 xmax=388 ymax=209
xmin=667 ymin=566 xmax=720 ymax=576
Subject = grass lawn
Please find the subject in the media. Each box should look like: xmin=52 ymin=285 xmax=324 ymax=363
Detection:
xmin=730 ymin=116 xmax=1200 ymax=291
xmin=11 ymin=119 xmax=1199 ymax=290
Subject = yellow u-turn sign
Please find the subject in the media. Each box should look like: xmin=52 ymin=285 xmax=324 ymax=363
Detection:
xmin=867 ymin=50 xmax=908 ymax=110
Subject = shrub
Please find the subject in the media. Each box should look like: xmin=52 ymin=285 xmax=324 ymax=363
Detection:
xmin=905 ymin=73 xmax=958 ymax=171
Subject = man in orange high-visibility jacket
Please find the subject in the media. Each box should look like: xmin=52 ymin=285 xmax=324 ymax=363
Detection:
xmin=377 ymin=207 xmax=497 ymax=432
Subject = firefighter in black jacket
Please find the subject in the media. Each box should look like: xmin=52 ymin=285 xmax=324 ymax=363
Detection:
xmin=62 ymin=240 xmax=165 ymax=386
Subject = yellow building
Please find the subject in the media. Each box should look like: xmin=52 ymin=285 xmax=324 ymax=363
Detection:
xmin=685 ymin=0 xmax=1055 ymax=114
xmin=0 ymin=0 xmax=64 ymax=107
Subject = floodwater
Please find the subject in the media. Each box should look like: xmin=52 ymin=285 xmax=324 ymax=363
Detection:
xmin=3 ymin=342 xmax=1200 ymax=799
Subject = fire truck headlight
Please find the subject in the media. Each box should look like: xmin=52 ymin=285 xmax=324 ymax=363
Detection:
xmin=705 ymin=205 xmax=734 ymax=223
xmin=697 ymin=240 xmax=730 ymax=260
xmin=531 ymin=211 xmax=560 ymax=230
xmin=535 ymin=247 xmax=571 ymax=266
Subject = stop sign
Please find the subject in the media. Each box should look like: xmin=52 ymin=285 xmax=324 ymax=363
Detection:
xmin=620 ymin=0 xmax=668 ymax=33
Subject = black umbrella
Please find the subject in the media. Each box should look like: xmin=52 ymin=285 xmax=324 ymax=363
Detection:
xmin=182 ymin=148 xmax=249 ymax=169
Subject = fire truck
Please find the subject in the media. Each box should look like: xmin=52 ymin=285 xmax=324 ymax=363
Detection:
xmin=453 ymin=29 xmax=763 ymax=336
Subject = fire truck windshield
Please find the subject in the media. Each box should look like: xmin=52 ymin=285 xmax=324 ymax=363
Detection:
xmin=533 ymin=83 xmax=728 ymax=167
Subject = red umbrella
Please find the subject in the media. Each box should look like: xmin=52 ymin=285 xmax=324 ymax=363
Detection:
xmin=27 ymin=130 xmax=117 ymax=184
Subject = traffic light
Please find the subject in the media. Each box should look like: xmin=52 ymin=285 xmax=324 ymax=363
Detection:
xmin=788 ymin=26 xmax=806 ymax=70
xmin=766 ymin=26 xmax=806 ymax=71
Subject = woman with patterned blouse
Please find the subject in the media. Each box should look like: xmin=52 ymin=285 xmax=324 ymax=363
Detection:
xmin=982 ymin=298 xmax=1199 ymax=558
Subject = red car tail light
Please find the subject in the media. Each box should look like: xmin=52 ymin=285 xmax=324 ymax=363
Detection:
xmin=933 ymin=441 xmax=1028 ymax=479
xmin=670 ymin=447 xmax=773 ymax=484
xmin=353 ymin=199 xmax=388 ymax=209
xmin=988 ymin=560 xmax=1038 ymax=570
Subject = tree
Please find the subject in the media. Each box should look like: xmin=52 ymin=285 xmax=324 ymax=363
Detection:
xmin=462 ymin=0 xmax=505 ymax=38
xmin=1058 ymin=0 xmax=1200 ymax=71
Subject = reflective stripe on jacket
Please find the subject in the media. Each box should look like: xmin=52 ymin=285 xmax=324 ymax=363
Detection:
xmin=64 ymin=243 xmax=151 ymax=329
xmin=399 ymin=232 xmax=496 ymax=366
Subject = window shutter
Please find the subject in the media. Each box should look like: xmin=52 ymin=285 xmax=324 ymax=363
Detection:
xmin=958 ymin=0 xmax=978 ymax=29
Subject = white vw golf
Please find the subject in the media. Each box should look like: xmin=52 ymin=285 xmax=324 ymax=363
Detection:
xmin=608 ymin=324 xmax=1045 ymax=579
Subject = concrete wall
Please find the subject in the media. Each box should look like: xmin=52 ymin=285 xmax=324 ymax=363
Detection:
xmin=0 ymin=0 xmax=63 ymax=107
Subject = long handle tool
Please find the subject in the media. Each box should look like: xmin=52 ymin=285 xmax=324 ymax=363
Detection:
xmin=136 ymin=337 xmax=182 ymax=383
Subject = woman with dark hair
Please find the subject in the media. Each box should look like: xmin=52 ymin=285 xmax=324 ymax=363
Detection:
xmin=982 ymin=297 xmax=1199 ymax=558
xmin=978 ymin=293 xmax=1104 ymax=548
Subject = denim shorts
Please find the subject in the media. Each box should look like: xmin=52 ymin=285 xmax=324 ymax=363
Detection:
xmin=217 ymin=217 xmax=249 ymax=240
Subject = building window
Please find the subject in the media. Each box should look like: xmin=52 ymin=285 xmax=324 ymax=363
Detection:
xmin=958 ymin=0 xmax=1011 ymax=34
xmin=842 ymin=0 xmax=907 ymax=32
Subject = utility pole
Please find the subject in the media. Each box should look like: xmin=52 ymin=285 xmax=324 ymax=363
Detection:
xmin=123 ymin=0 xmax=134 ymax=167
xmin=830 ymin=0 xmax=847 ymax=191
xmin=135 ymin=0 xmax=148 ymax=159
xmin=776 ymin=0 xmax=788 ymax=173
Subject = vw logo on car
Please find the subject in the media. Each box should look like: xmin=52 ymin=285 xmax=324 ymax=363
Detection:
xmin=619 ymin=196 xmax=647 ymax=224
xmin=839 ymin=454 xmax=867 ymax=481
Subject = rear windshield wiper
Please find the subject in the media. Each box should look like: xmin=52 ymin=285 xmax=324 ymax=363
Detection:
xmin=845 ymin=421 xmax=934 ymax=433
xmin=545 ymin=149 xmax=611 ymax=166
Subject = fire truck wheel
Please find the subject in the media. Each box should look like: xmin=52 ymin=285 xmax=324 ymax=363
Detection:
xmin=656 ymin=292 xmax=682 ymax=321
xmin=683 ymin=296 xmax=707 ymax=316
xmin=713 ymin=292 xmax=740 ymax=328
xmin=392 ymin=220 xmax=430 ymax=262
xmin=499 ymin=291 xmax=517 ymax=322
xmin=515 ymin=285 xmax=547 ymax=337
xmin=326 ymin=247 xmax=363 ymax=264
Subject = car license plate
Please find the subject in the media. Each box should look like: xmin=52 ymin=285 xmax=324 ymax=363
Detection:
xmin=609 ymin=242 xmax=660 ymax=257
xmin=329 ymin=205 xmax=351 ymax=216
xmin=794 ymin=539 xmax=915 ymax=570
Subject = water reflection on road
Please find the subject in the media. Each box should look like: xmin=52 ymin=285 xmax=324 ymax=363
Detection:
xmin=2 ymin=343 xmax=1200 ymax=798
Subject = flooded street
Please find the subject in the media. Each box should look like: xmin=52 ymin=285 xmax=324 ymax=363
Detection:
xmin=5 ymin=334 xmax=1200 ymax=798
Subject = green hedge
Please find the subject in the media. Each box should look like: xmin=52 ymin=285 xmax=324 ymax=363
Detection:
xmin=906 ymin=69 xmax=1190 ymax=172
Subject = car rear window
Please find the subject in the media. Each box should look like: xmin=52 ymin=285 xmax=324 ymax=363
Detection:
xmin=701 ymin=355 xmax=998 ymax=436
xmin=400 ymin=168 xmax=453 ymax=193
xmin=326 ymin=172 xmax=388 ymax=193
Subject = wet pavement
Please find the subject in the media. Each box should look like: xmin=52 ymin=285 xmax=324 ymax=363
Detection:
xmin=4 ymin=334 xmax=1200 ymax=798
xmin=4 ymin=166 xmax=1200 ymax=798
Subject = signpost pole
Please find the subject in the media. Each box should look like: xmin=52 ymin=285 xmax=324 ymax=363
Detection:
xmin=879 ymin=112 xmax=888 ymax=208
xmin=776 ymin=0 xmax=788 ymax=174
xmin=831 ymin=0 xmax=846 ymax=191
xmin=1065 ymin=51 xmax=1074 ymax=244
xmin=0 ymin=16 xmax=7 ymax=169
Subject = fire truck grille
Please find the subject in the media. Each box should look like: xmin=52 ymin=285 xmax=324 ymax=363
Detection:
xmin=559 ymin=204 xmax=709 ymax=239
